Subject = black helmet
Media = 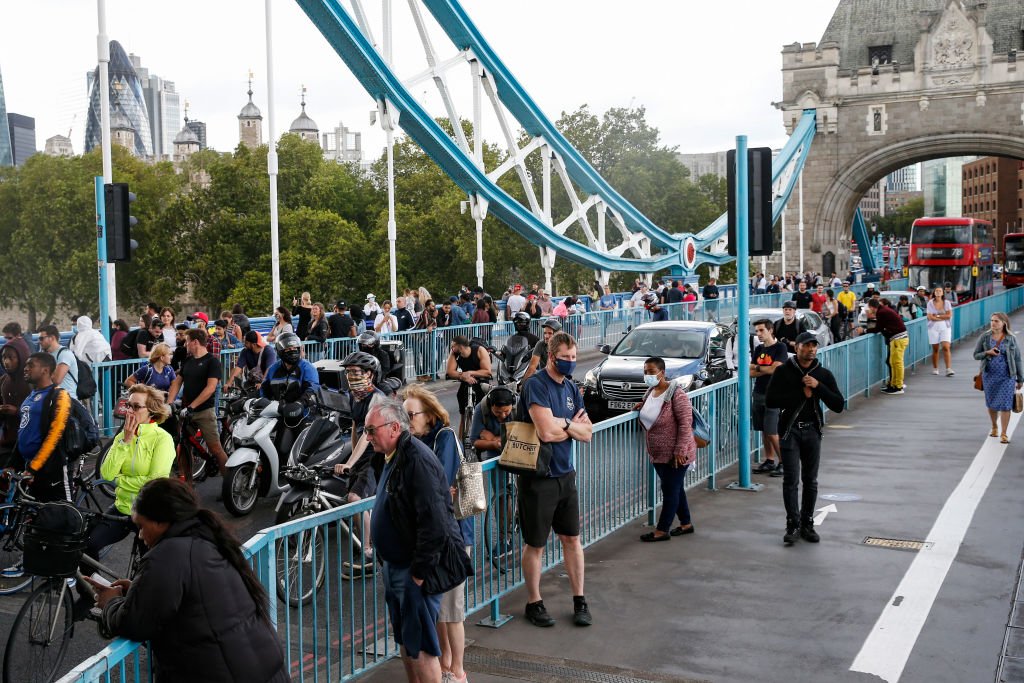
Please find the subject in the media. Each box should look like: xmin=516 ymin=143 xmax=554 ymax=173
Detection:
xmin=643 ymin=293 xmax=659 ymax=307
xmin=512 ymin=311 xmax=531 ymax=333
xmin=275 ymin=332 xmax=302 ymax=365
xmin=356 ymin=331 xmax=379 ymax=351
xmin=541 ymin=318 xmax=562 ymax=333
xmin=486 ymin=386 xmax=516 ymax=408
xmin=342 ymin=351 xmax=381 ymax=383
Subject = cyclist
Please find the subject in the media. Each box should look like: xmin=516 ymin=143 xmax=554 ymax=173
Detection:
xmin=14 ymin=353 xmax=74 ymax=502
xmin=82 ymin=385 xmax=174 ymax=582
xmin=469 ymin=386 xmax=516 ymax=461
xmin=523 ymin=318 xmax=561 ymax=383
xmin=446 ymin=335 xmax=492 ymax=418
xmin=357 ymin=330 xmax=394 ymax=381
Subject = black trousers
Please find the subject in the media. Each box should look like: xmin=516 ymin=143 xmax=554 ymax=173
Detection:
xmin=84 ymin=506 xmax=138 ymax=568
xmin=456 ymin=382 xmax=485 ymax=415
xmin=780 ymin=424 xmax=821 ymax=524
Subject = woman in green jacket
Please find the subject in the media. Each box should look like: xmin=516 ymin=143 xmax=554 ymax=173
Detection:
xmin=84 ymin=384 xmax=175 ymax=561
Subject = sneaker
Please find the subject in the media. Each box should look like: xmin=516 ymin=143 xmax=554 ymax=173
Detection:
xmin=784 ymin=522 xmax=800 ymax=546
xmin=931 ymin=369 xmax=940 ymax=375
xmin=753 ymin=460 xmax=777 ymax=474
xmin=572 ymin=596 xmax=592 ymax=627
xmin=800 ymin=522 xmax=820 ymax=543
xmin=1 ymin=563 xmax=23 ymax=578
xmin=525 ymin=600 xmax=555 ymax=627
xmin=769 ymin=462 xmax=784 ymax=478
xmin=946 ymin=368 xmax=955 ymax=377
xmin=881 ymin=386 xmax=904 ymax=395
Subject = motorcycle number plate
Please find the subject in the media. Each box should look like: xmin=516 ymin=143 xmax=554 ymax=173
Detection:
xmin=608 ymin=401 xmax=634 ymax=410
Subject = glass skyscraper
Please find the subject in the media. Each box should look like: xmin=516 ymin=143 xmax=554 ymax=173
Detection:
xmin=0 ymin=66 xmax=13 ymax=167
xmin=85 ymin=40 xmax=153 ymax=159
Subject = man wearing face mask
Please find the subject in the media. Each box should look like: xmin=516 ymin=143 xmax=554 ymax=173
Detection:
xmin=517 ymin=332 xmax=593 ymax=629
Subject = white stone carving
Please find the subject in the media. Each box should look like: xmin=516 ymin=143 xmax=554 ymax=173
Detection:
xmin=931 ymin=4 xmax=975 ymax=69
xmin=920 ymin=96 xmax=930 ymax=111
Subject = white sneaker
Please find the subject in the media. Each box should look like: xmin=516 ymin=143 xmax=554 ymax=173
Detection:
xmin=946 ymin=368 xmax=955 ymax=377
xmin=932 ymin=369 xmax=939 ymax=375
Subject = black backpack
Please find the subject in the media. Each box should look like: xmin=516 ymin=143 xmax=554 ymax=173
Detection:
xmin=58 ymin=347 xmax=97 ymax=401
xmin=61 ymin=392 xmax=100 ymax=457
xmin=119 ymin=329 xmax=141 ymax=358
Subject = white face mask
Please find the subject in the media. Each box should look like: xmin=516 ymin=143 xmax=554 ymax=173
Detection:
xmin=643 ymin=374 xmax=660 ymax=387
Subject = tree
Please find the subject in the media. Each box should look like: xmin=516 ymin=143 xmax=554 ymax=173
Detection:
xmin=875 ymin=196 xmax=924 ymax=241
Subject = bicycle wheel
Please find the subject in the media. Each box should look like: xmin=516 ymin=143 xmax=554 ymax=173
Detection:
xmin=173 ymin=441 xmax=207 ymax=484
xmin=89 ymin=441 xmax=116 ymax=498
xmin=2 ymin=578 xmax=74 ymax=683
xmin=483 ymin=488 xmax=517 ymax=572
xmin=459 ymin=409 xmax=474 ymax=457
xmin=0 ymin=504 xmax=31 ymax=595
xmin=275 ymin=509 xmax=326 ymax=607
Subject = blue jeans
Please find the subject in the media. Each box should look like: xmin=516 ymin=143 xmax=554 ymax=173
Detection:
xmin=652 ymin=462 xmax=691 ymax=533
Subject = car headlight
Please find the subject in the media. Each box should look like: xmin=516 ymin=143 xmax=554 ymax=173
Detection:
xmin=674 ymin=374 xmax=694 ymax=389
xmin=583 ymin=366 xmax=600 ymax=389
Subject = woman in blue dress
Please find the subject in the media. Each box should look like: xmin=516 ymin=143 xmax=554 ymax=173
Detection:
xmin=974 ymin=312 xmax=1024 ymax=444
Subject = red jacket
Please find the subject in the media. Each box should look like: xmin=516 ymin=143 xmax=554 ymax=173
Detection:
xmin=637 ymin=381 xmax=697 ymax=465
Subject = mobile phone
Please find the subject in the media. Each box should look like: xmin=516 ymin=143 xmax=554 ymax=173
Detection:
xmin=88 ymin=573 xmax=112 ymax=588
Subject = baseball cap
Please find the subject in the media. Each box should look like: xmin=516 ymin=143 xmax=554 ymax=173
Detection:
xmin=916 ymin=285 xmax=927 ymax=291
xmin=336 ymin=300 xmax=347 ymax=310
xmin=782 ymin=301 xmax=797 ymax=310
xmin=513 ymin=284 xmax=522 ymax=291
xmin=795 ymin=331 xmax=819 ymax=345
xmin=192 ymin=312 xmax=209 ymax=325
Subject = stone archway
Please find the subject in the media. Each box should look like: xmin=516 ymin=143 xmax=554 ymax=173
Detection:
xmin=816 ymin=133 xmax=1024 ymax=250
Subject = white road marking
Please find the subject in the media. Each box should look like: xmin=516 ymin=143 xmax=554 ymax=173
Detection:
xmin=849 ymin=411 xmax=1021 ymax=682
xmin=812 ymin=503 xmax=837 ymax=526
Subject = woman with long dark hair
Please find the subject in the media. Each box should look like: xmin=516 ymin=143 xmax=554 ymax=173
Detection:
xmin=89 ymin=478 xmax=290 ymax=683
xmin=267 ymin=306 xmax=293 ymax=343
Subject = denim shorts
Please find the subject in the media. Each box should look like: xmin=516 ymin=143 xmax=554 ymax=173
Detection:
xmin=383 ymin=563 xmax=442 ymax=658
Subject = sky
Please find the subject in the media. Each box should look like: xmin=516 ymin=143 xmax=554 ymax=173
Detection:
xmin=2 ymin=0 xmax=841 ymax=159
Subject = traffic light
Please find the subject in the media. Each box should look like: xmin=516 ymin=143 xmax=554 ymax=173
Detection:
xmin=727 ymin=147 xmax=774 ymax=256
xmin=104 ymin=182 xmax=138 ymax=262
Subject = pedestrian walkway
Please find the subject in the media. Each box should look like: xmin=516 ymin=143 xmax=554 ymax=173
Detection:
xmin=359 ymin=311 xmax=1024 ymax=683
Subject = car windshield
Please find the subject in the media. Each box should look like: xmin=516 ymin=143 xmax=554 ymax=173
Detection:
xmin=912 ymin=224 xmax=971 ymax=244
xmin=613 ymin=328 xmax=706 ymax=359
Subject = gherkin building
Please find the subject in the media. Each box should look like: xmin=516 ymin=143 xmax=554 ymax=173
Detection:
xmin=0 ymin=66 xmax=12 ymax=166
xmin=85 ymin=40 xmax=153 ymax=158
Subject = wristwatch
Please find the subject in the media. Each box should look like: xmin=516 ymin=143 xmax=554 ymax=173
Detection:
xmin=563 ymin=418 xmax=571 ymax=431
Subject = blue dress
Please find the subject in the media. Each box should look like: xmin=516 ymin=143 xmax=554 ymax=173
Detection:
xmin=983 ymin=339 xmax=1015 ymax=412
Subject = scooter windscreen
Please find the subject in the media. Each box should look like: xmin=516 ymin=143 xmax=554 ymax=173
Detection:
xmin=291 ymin=417 xmax=347 ymax=466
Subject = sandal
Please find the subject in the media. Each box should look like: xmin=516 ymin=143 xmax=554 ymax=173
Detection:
xmin=990 ymin=428 xmax=999 ymax=437
xmin=1002 ymin=434 xmax=1010 ymax=444
xmin=640 ymin=531 xmax=670 ymax=543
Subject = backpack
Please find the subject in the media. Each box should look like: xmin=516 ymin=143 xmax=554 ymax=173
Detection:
xmin=57 ymin=347 xmax=95 ymax=402
xmin=837 ymin=301 xmax=848 ymax=318
xmin=61 ymin=392 xmax=100 ymax=457
xmin=119 ymin=329 xmax=141 ymax=358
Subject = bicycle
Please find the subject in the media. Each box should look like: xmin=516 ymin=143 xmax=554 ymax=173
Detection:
xmin=2 ymin=504 xmax=144 ymax=683
xmin=0 ymin=472 xmax=36 ymax=595
xmin=482 ymin=469 xmax=520 ymax=573
xmin=172 ymin=406 xmax=220 ymax=485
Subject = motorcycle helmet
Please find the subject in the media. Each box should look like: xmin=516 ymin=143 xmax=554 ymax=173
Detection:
xmin=541 ymin=318 xmax=562 ymax=333
xmin=643 ymin=292 xmax=659 ymax=308
xmin=357 ymin=331 xmax=380 ymax=353
xmin=275 ymin=332 xmax=303 ymax=365
xmin=342 ymin=350 xmax=382 ymax=385
xmin=512 ymin=311 xmax=532 ymax=333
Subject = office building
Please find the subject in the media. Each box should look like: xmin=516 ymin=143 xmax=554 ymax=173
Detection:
xmin=886 ymin=165 xmax=918 ymax=193
xmin=186 ymin=119 xmax=207 ymax=149
xmin=0 ymin=66 xmax=12 ymax=166
xmin=923 ymin=157 xmax=976 ymax=217
xmin=676 ymin=151 xmax=729 ymax=180
xmin=962 ymin=157 xmax=1023 ymax=256
xmin=322 ymin=120 xmax=362 ymax=164
xmin=85 ymin=40 xmax=153 ymax=159
xmin=44 ymin=134 xmax=74 ymax=157
xmin=858 ymin=177 xmax=887 ymax=221
xmin=7 ymin=113 xmax=34 ymax=166
xmin=128 ymin=53 xmax=180 ymax=161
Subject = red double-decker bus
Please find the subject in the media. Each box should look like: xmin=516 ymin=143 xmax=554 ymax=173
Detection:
xmin=1003 ymin=232 xmax=1024 ymax=288
xmin=908 ymin=217 xmax=994 ymax=303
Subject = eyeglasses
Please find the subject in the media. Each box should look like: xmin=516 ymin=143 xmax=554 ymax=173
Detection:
xmin=363 ymin=421 xmax=395 ymax=436
xmin=126 ymin=402 xmax=148 ymax=411
xmin=406 ymin=411 xmax=425 ymax=420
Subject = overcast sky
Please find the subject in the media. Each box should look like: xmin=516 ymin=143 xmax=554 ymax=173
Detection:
xmin=3 ymin=0 xmax=840 ymax=159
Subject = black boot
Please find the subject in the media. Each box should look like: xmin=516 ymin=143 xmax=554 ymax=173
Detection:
xmin=783 ymin=519 xmax=800 ymax=546
xmin=800 ymin=519 xmax=820 ymax=543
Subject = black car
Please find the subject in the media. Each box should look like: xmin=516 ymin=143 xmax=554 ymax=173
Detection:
xmin=581 ymin=321 xmax=733 ymax=422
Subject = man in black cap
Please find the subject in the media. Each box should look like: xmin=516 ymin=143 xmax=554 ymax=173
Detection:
xmin=773 ymin=301 xmax=810 ymax=354
xmin=765 ymin=332 xmax=844 ymax=546
xmin=328 ymin=301 xmax=356 ymax=339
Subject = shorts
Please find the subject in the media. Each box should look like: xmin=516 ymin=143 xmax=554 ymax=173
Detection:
xmin=437 ymin=547 xmax=472 ymax=622
xmin=928 ymin=325 xmax=952 ymax=345
xmin=191 ymin=408 xmax=220 ymax=445
xmin=383 ymin=563 xmax=442 ymax=658
xmin=517 ymin=471 xmax=580 ymax=548
xmin=751 ymin=393 xmax=779 ymax=436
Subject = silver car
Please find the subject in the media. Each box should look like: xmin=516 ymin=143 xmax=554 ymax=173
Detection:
xmin=747 ymin=307 xmax=833 ymax=347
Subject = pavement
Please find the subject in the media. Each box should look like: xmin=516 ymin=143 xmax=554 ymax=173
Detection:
xmin=359 ymin=313 xmax=1024 ymax=683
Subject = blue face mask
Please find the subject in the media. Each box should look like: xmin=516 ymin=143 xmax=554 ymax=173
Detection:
xmin=554 ymin=358 xmax=576 ymax=378
xmin=643 ymin=374 xmax=660 ymax=387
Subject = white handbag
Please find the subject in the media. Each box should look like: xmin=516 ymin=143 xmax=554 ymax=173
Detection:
xmin=441 ymin=427 xmax=487 ymax=520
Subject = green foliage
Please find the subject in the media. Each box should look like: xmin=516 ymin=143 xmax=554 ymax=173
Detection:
xmin=874 ymin=196 xmax=925 ymax=241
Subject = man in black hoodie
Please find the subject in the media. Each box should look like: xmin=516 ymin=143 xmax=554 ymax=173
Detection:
xmin=0 ymin=343 xmax=31 ymax=468
xmin=765 ymin=332 xmax=845 ymax=546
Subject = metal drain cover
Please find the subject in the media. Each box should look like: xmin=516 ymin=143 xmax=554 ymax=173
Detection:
xmin=862 ymin=536 xmax=933 ymax=551
xmin=465 ymin=647 xmax=709 ymax=683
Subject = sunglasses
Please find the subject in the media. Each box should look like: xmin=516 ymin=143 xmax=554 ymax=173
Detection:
xmin=126 ymin=402 xmax=148 ymax=411
xmin=363 ymin=421 xmax=395 ymax=437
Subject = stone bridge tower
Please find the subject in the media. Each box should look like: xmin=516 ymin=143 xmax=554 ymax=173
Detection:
xmin=776 ymin=0 xmax=1024 ymax=276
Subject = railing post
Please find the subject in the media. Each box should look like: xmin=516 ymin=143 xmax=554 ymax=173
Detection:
xmin=707 ymin=392 xmax=717 ymax=490
xmin=647 ymin=456 xmax=658 ymax=526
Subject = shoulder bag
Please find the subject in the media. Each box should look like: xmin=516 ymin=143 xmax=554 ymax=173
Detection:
xmin=498 ymin=400 xmax=552 ymax=477
xmin=440 ymin=427 xmax=486 ymax=520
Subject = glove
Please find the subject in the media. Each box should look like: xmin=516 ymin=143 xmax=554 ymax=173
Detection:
xmin=179 ymin=406 xmax=192 ymax=421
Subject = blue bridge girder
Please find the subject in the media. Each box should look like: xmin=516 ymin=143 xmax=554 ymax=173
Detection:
xmin=295 ymin=0 xmax=818 ymax=274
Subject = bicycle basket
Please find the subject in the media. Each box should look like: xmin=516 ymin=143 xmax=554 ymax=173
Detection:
xmin=23 ymin=502 xmax=88 ymax=578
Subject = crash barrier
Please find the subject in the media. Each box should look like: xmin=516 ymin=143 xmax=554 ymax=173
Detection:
xmin=61 ymin=284 xmax=1024 ymax=682
xmin=85 ymin=281 xmax=915 ymax=437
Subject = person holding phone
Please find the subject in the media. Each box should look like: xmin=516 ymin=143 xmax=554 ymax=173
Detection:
xmin=974 ymin=312 xmax=1024 ymax=444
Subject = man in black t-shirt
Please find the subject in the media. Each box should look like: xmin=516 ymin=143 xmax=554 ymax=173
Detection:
xmin=750 ymin=319 xmax=788 ymax=477
xmin=134 ymin=317 xmax=164 ymax=358
xmin=167 ymin=328 xmax=228 ymax=474
xmin=774 ymin=302 xmax=810 ymax=354
xmin=792 ymin=282 xmax=813 ymax=310
xmin=328 ymin=301 xmax=356 ymax=339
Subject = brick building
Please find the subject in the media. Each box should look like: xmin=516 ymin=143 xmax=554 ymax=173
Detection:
xmin=962 ymin=157 xmax=1022 ymax=258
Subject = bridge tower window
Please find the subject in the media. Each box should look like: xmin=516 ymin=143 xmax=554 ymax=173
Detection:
xmin=869 ymin=45 xmax=892 ymax=67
